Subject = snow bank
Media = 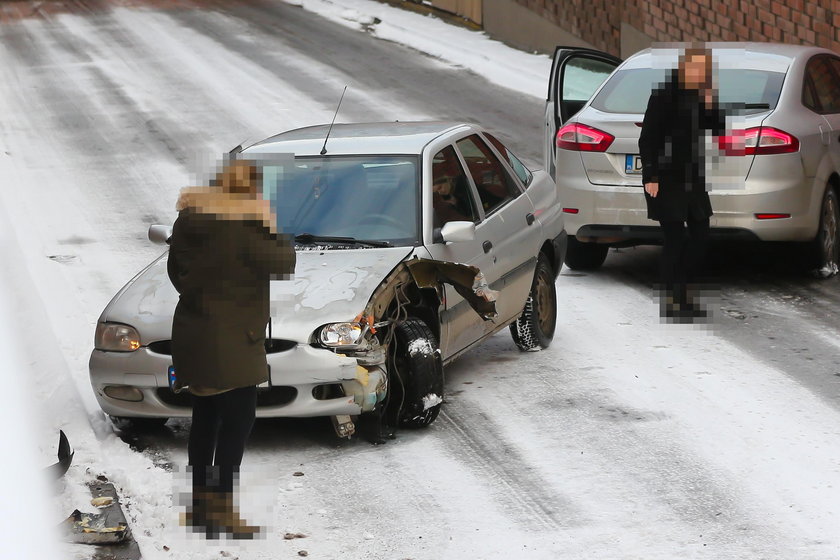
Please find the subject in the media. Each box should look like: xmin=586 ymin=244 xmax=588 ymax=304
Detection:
xmin=286 ymin=0 xmax=553 ymax=100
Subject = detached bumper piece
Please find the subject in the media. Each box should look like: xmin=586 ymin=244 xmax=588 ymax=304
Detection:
xmin=60 ymin=479 xmax=141 ymax=559
xmin=63 ymin=508 xmax=129 ymax=545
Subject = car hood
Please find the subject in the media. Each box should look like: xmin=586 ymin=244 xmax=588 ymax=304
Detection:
xmin=102 ymin=246 xmax=414 ymax=345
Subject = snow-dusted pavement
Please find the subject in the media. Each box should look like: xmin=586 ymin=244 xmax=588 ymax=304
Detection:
xmin=1 ymin=1 xmax=840 ymax=558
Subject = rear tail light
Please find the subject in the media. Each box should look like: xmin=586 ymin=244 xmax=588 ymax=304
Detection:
xmin=755 ymin=213 xmax=791 ymax=220
xmin=556 ymin=123 xmax=615 ymax=152
xmin=744 ymin=127 xmax=799 ymax=155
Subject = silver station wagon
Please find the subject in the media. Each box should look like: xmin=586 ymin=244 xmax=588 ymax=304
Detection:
xmin=545 ymin=43 xmax=840 ymax=274
xmin=89 ymin=122 xmax=567 ymax=437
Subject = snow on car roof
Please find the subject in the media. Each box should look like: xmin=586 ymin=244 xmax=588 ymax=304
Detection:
xmin=244 ymin=121 xmax=470 ymax=156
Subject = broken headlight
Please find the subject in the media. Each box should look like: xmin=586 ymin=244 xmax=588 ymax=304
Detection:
xmin=318 ymin=322 xmax=366 ymax=349
xmin=94 ymin=322 xmax=141 ymax=352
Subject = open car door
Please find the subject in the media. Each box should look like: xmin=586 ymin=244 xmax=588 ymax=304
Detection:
xmin=544 ymin=47 xmax=622 ymax=177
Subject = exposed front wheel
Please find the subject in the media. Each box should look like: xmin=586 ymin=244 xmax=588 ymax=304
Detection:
xmin=813 ymin=187 xmax=839 ymax=277
xmin=510 ymin=253 xmax=557 ymax=351
xmin=386 ymin=318 xmax=444 ymax=428
xmin=564 ymin=238 xmax=609 ymax=270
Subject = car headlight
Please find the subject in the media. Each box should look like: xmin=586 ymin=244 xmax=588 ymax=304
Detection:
xmin=318 ymin=322 xmax=365 ymax=349
xmin=95 ymin=322 xmax=141 ymax=352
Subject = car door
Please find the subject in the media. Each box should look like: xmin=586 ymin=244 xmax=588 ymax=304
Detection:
xmin=817 ymin=56 xmax=840 ymax=172
xmin=454 ymin=134 xmax=538 ymax=328
xmin=545 ymin=47 xmax=622 ymax=177
xmin=798 ymin=55 xmax=840 ymax=182
xmin=424 ymin=144 xmax=492 ymax=358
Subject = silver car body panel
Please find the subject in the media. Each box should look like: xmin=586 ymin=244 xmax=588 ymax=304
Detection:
xmin=550 ymin=43 xmax=840 ymax=243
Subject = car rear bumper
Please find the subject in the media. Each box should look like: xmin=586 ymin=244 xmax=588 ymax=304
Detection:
xmin=89 ymin=345 xmax=386 ymax=419
xmin=556 ymin=146 xmax=821 ymax=243
xmin=559 ymin=183 xmax=819 ymax=243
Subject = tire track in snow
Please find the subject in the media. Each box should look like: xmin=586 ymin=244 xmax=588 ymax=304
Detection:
xmin=437 ymin=402 xmax=578 ymax=532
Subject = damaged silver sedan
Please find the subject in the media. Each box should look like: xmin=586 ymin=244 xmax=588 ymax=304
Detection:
xmin=88 ymin=122 xmax=567 ymax=436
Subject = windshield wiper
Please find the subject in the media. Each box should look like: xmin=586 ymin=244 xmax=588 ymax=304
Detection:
xmin=294 ymin=233 xmax=392 ymax=248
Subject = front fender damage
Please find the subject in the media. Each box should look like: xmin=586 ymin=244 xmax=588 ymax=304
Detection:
xmin=329 ymin=258 xmax=498 ymax=440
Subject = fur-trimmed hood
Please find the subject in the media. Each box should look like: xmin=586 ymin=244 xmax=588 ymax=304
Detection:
xmin=176 ymin=186 xmax=273 ymax=226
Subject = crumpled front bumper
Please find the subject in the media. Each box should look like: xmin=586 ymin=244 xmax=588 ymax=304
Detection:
xmin=88 ymin=343 xmax=386 ymax=419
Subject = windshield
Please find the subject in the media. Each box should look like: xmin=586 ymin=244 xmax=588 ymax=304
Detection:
xmin=261 ymin=155 xmax=420 ymax=247
xmin=590 ymin=68 xmax=786 ymax=114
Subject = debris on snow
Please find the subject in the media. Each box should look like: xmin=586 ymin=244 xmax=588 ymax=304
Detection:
xmin=90 ymin=496 xmax=114 ymax=508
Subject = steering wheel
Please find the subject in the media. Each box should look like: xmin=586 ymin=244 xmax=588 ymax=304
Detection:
xmin=358 ymin=213 xmax=405 ymax=229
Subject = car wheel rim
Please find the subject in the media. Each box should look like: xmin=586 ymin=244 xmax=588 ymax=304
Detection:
xmin=823 ymin=193 xmax=838 ymax=264
xmin=535 ymin=269 xmax=556 ymax=335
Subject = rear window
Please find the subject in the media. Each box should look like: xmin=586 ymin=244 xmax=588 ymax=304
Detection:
xmin=590 ymin=68 xmax=786 ymax=114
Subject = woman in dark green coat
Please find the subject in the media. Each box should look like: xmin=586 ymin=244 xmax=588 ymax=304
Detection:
xmin=167 ymin=160 xmax=295 ymax=538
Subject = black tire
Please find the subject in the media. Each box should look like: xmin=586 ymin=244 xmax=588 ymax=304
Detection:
xmin=386 ymin=318 xmax=444 ymax=429
xmin=109 ymin=416 xmax=169 ymax=432
xmin=564 ymin=237 xmax=609 ymax=270
xmin=812 ymin=187 xmax=839 ymax=275
xmin=510 ymin=253 xmax=557 ymax=351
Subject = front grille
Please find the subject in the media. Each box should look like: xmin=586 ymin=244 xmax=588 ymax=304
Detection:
xmin=147 ymin=339 xmax=297 ymax=356
xmin=155 ymin=386 xmax=298 ymax=408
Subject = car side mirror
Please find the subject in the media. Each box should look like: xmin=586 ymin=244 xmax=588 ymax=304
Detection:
xmin=439 ymin=221 xmax=475 ymax=243
xmin=148 ymin=224 xmax=173 ymax=245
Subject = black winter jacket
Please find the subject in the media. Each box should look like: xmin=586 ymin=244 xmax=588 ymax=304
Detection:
xmin=638 ymin=76 xmax=726 ymax=222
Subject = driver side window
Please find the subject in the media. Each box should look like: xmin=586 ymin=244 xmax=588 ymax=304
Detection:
xmin=431 ymin=146 xmax=478 ymax=229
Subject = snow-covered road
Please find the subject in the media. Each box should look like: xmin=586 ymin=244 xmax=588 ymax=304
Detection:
xmin=1 ymin=1 xmax=840 ymax=558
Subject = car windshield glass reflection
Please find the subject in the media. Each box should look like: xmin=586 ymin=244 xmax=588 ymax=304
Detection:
xmin=591 ymin=68 xmax=785 ymax=114
xmin=262 ymin=156 xmax=419 ymax=247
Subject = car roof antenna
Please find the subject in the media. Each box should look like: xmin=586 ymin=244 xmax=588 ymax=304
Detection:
xmin=320 ymin=86 xmax=347 ymax=155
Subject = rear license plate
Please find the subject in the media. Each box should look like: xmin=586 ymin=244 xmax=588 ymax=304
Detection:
xmin=625 ymin=154 xmax=643 ymax=175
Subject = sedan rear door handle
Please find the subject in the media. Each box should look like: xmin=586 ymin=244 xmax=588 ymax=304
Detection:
xmin=482 ymin=240 xmax=493 ymax=253
xmin=526 ymin=213 xmax=535 ymax=225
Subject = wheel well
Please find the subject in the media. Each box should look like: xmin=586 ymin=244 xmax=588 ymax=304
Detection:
xmin=540 ymin=240 xmax=559 ymax=275
xmin=828 ymin=173 xmax=840 ymax=197
xmin=383 ymin=283 xmax=441 ymax=344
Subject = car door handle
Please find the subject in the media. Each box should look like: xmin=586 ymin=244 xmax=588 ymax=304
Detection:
xmin=483 ymin=240 xmax=493 ymax=253
xmin=526 ymin=213 xmax=535 ymax=225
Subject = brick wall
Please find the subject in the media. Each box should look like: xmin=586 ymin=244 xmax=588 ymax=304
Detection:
xmin=510 ymin=0 xmax=840 ymax=56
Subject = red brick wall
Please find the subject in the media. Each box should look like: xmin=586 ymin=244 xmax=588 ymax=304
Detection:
xmin=512 ymin=0 xmax=840 ymax=55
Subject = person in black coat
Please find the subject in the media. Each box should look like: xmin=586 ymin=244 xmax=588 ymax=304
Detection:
xmin=168 ymin=160 xmax=295 ymax=538
xmin=639 ymin=47 xmax=726 ymax=320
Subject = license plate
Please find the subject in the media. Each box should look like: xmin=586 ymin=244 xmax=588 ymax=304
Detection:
xmin=625 ymin=154 xmax=643 ymax=175
xmin=167 ymin=365 xmax=178 ymax=390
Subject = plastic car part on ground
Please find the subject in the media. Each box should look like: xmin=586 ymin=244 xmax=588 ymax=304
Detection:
xmin=60 ymin=479 xmax=139 ymax=556
xmin=45 ymin=430 xmax=74 ymax=479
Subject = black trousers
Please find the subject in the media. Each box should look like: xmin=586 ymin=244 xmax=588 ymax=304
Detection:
xmin=658 ymin=216 xmax=710 ymax=301
xmin=188 ymin=385 xmax=257 ymax=493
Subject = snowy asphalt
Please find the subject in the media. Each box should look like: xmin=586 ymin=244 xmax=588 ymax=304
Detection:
xmin=1 ymin=1 xmax=840 ymax=558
